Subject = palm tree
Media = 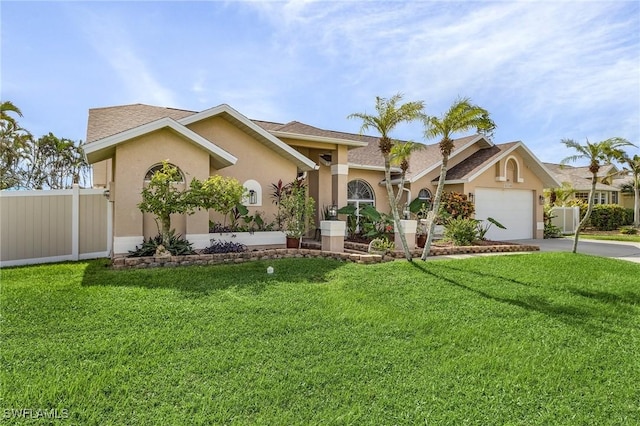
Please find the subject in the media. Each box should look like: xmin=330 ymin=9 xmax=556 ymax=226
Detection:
xmin=390 ymin=140 xmax=425 ymax=205
xmin=621 ymin=154 xmax=640 ymax=227
xmin=1 ymin=101 xmax=23 ymax=128
xmin=420 ymin=98 xmax=496 ymax=261
xmin=1 ymin=100 xmax=31 ymax=189
xmin=561 ymin=137 xmax=634 ymax=253
xmin=348 ymin=94 xmax=425 ymax=261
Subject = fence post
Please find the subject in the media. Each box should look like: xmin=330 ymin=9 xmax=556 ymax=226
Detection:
xmin=72 ymin=184 xmax=80 ymax=261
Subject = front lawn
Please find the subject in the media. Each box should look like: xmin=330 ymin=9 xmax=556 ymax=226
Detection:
xmin=2 ymin=254 xmax=639 ymax=425
xmin=579 ymin=232 xmax=640 ymax=243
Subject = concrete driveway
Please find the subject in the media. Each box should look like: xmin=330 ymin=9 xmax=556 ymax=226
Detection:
xmin=509 ymin=238 xmax=640 ymax=264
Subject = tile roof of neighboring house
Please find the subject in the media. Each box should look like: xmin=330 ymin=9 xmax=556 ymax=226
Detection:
xmin=543 ymin=163 xmax=620 ymax=191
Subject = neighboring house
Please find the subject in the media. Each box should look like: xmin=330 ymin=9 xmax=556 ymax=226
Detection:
xmin=84 ymin=103 xmax=559 ymax=254
xmin=544 ymin=163 xmax=626 ymax=206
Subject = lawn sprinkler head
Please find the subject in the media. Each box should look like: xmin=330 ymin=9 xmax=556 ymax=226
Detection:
xmin=267 ymin=266 xmax=274 ymax=274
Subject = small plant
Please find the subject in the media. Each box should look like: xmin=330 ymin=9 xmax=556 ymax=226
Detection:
xmin=368 ymin=237 xmax=395 ymax=254
xmin=278 ymin=179 xmax=315 ymax=239
xmin=128 ymin=230 xmax=195 ymax=257
xmin=619 ymin=226 xmax=638 ymax=235
xmin=201 ymin=239 xmax=247 ymax=254
xmin=476 ymin=217 xmax=506 ymax=240
xmin=444 ymin=217 xmax=478 ymax=246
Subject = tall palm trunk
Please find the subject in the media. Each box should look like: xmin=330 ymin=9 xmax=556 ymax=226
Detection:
xmin=421 ymin=153 xmax=449 ymax=260
xmin=572 ymin=173 xmax=597 ymax=253
xmin=634 ymin=185 xmax=639 ymax=227
xmin=383 ymin=152 xmax=412 ymax=261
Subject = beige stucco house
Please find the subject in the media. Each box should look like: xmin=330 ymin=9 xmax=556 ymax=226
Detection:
xmin=84 ymin=103 xmax=560 ymax=254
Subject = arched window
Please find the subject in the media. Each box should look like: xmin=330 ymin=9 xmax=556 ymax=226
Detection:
xmin=347 ymin=180 xmax=375 ymax=232
xmin=144 ymin=163 xmax=185 ymax=182
xmin=348 ymin=180 xmax=375 ymax=205
xmin=418 ymin=188 xmax=432 ymax=203
xmin=414 ymin=188 xmax=432 ymax=217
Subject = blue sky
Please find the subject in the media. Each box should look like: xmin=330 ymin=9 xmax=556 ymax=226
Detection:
xmin=2 ymin=1 xmax=639 ymax=163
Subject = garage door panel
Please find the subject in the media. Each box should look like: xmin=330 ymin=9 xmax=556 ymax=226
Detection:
xmin=475 ymin=188 xmax=533 ymax=240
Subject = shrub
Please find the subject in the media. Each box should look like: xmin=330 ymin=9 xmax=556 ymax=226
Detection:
xmin=439 ymin=192 xmax=475 ymax=222
xmin=589 ymin=204 xmax=630 ymax=230
xmin=619 ymin=226 xmax=638 ymax=235
xmin=201 ymin=239 xmax=247 ymax=254
xmin=368 ymin=237 xmax=395 ymax=253
xmin=444 ymin=217 xmax=478 ymax=246
xmin=543 ymin=206 xmax=562 ymax=239
xmin=128 ymin=231 xmax=195 ymax=257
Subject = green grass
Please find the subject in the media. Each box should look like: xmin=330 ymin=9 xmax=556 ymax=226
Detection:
xmin=579 ymin=233 xmax=640 ymax=243
xmin=2 ymin=254 xmax=639 ymax=425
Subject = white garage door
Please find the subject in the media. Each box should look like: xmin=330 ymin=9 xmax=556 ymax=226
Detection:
xmin=474 ymin=188 xmax=533 ymax=240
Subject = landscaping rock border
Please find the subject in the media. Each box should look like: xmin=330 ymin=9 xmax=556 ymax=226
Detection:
xmin=111 ymin=243 xmax=540 ymax=270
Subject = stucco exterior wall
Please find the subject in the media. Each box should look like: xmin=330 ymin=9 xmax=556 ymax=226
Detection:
xmin=113 ymin=128 xmax=210 ymax=239
xmin=187 ymin=117 xmax=299 ymax=226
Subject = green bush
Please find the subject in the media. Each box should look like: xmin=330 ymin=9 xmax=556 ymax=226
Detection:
xmin=619 ymin=226 xmax=638 ymax=235
xmin=440 ymin=192 xmax=475 ymax=221
xmin=128 ymin=231 xmax=195 ymax=257
xmin=589 ymin=204 xmax=631 ymax=230
xmin=444 ymin=217 xmax=478 ymax=246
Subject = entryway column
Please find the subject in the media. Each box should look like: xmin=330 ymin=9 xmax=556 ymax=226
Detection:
xmin=395 ymin=219 xmax=417 ymax=251
xmin=331 ymin=145 xmax=348 ymax=212
xmin=320 ymin=220 xmax=346 ymax=252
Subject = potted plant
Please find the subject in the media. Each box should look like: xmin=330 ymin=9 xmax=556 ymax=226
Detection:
xmin=278 ymin=180 xmax=316 ymax=248
xmin=409 ymin=198 xmax=430 ymax=248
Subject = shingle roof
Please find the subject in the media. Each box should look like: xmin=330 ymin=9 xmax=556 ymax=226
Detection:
xmin=444 ymin=143 xmax=519 ymax=181
xmin=347 ymin=134 xmax=481 ymax=179
xmin=86 ymin=104 xmax=195 ymax=142
xmin=85 ymin=104 xmax=494 ymax=181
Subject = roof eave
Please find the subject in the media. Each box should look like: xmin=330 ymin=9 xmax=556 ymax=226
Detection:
xmin=83 ymin=117 xmax=237 ymax=168
xmin=271 ymin=130 xmax=369 ymax=147
xmin=348 ymin=163 xmax=401 ymax=173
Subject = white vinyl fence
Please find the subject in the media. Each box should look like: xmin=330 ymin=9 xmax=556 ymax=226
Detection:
xmin=0 ymin=185 xmax=111 ymax=267
xmin=550 ymin=206 xmax=580 ymax=234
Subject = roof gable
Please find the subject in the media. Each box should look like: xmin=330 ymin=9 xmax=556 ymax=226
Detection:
xmin=178 ymin=104 xmax=318 ymax=172
xmin=443 ymin=142 xmax=561 ymax=188
xmin=83 ymin=117 xmax=237 ymax=169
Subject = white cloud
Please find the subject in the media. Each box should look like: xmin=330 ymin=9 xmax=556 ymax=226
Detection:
xmin=73 ymin=6 xmax=177 ymax=107
xmin=241 ymin=0 xmax=639 ymax=157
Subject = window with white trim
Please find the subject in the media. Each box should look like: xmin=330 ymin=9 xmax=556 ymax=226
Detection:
xmin=347 ymin=180 xmax=375 ymax=231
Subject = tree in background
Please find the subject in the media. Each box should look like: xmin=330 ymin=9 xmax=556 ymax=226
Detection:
xmin=348 ymin=94 xmax=425 ymax=261
xmin=561 ymin=137 xmax=635 ymax=253
xmin=620 ymin=154 xmax=640 ymax=227
xmin=1 ymin=101 xmax=89 ymax=190
xmin=0 ymin=101 xmax=32 ymax=189
xmin=22 ymin=133 xmax=90 ymax=189
xmin=421 ymin=98 xmax=496 ymax=261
